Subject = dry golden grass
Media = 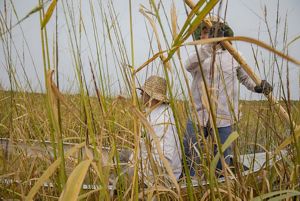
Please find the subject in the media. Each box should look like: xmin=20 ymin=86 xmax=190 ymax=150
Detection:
xmin=1 ymin=89 xmax=299 ymax=200
xmin=1 ymin=0 xmax=300 ymax=200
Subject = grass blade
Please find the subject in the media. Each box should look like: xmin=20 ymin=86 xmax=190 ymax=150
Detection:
xmin=183 ymin=36 xmax=300 ymax=65
xmin=25 ymin=142 xmax=85 ymax=201
xmin=275 ymin=127 xmax=300 ymax=154
xmin=41 ymin=0 xmax=57 ymax=29
xmin=252 ymin=190 xmax=300 ymax=201
xmin=59 ymin=159 xmax=92 ymax=201
xmin=210 ymin=131 xmax=239 ymax=176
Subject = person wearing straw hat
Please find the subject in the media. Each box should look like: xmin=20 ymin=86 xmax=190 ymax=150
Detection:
xmin=134 ymin=75 xmax=182 ymax=185
xmin=183 ymin=16 xmax=273 ymax=177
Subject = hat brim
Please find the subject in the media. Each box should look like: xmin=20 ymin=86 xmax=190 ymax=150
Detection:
xmin=137 ymin=87 xmax=169 ymax=103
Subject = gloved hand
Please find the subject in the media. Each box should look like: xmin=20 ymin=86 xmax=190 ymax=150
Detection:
xmin=254 ymin=80 xmax=273 ymax=95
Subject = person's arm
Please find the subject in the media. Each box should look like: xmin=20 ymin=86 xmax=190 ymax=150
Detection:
xmin=185 ymin=53 xmax=200 ymax=75
xmin=236 ymin=66 xmax=256 ymax=92
xmin=185 ymin=45 xmax=212 ymax=75
xmin=237 ymin=66 xmax=273 ymax=95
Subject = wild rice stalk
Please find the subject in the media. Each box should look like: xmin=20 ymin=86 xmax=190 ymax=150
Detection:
xmin=1 ymin=0 xmax=300 ymax=199
xmin=38 ymin=0 xmax=66 ymax=190
xmin=128 ymin=0 xmax=141 ymax=199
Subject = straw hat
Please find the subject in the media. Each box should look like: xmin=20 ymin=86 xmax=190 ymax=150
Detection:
xmin=138 ymin=76 xmax=168 ymax=103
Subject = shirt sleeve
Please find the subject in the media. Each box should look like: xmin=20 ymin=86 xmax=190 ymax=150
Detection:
xmin=236 ymin=66 xmax=256 ymax=92
xmin=185 ymin=44 xmax=212 ymax=76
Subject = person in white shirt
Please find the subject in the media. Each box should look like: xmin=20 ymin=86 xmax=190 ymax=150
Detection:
xmin=183 ymin=16 xmax=273 ymax=176
xmin=136 ymin=75 xmax=182 ymax=185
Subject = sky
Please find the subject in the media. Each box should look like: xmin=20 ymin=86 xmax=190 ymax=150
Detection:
xmin=0 ymin=0 xmax=299 ymax=100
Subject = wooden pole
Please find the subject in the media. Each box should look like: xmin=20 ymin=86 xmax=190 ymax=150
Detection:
xmin=184 ymin=0 xmax=295 ymax=128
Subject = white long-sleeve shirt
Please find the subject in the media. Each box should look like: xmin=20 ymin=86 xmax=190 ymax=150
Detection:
xmin=185 ymin=44 xmax=256 ymax=127
xmin=139 ymin=104 xmax=182 ymax=184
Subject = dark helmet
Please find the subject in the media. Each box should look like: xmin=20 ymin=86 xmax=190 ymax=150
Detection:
xmin=193 ymin=16 xmax=234 ymax=40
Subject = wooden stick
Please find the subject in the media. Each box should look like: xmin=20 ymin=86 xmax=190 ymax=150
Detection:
xmin=184 ymin=0 xmax=295 ymax=127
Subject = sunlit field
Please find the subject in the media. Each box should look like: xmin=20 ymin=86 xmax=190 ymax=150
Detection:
xmin=1 ymin=0 xmax=300 ymax=200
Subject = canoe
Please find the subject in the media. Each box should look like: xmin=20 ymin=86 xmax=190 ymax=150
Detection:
xmin=0 ymin=138 xmax=287 ymax=190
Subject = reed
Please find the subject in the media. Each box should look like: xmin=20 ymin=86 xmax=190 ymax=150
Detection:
xmin=0 ymin=0 xmax=299 ymax=200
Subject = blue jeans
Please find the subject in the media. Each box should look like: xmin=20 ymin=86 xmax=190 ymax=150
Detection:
xmin=183 ymin=120 xmax=233 ymax=176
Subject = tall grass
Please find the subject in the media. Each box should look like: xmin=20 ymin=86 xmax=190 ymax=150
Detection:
xmin=0 ymin=0 xmax=300 ymax=200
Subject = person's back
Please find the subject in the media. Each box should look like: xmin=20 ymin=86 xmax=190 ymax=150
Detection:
xmin=134 ymin=75 xmax=182 ymax=185
xmin=140 ymin=103 xmax=182 ymax=184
